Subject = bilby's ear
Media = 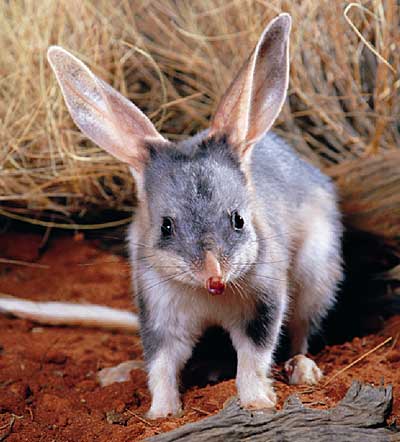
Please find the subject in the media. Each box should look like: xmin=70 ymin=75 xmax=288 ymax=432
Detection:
xmin=47 ymin=46 xmax=167 ymax=174
xmin=209 ymin=14 xmax=291 ymax=161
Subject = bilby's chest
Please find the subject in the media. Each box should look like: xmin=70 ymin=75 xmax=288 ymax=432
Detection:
xmin=136 ymin=265 xmax=262 ymax=336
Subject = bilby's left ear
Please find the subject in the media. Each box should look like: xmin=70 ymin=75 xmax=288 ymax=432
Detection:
xmin=209 ymin=14 xmax=291 ymax=161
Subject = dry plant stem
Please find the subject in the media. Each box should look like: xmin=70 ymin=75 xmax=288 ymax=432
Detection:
xmin=190 ymin=407 xmax=213 ymax=416
xmin=0 ymin=414 xmax=23 ymax=442
xmin=344 ymin=3 xmax=395 ymax=73
xmin=322 ymin=336 xmax=393 ymax=387
xmin=126 ymin=410 xmax=161 ymax=433
xmin=390 ymin=333 xmax=399 ymax=350
xmin=0 ymin=259 xmax=49 ymax=269
xmin=0 ymin=207 xmax=132 ymax=230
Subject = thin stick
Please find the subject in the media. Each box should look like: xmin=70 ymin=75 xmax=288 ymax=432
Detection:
xmin=126 ymin=409 xmax=160 ymax=433
xmin=0 ymin=419 xmax=13 ymax=432
xmin=0 ymin=258 xmax=49 ymax=269
xmin=191 ymin=406 xmax=212 ymax=416
xmin=390 ymin=332 xmax=399 ymax=350
xmin=0 ymin=414 xmax=23 ymax=441
xmin=344 ymin=3 xmax=395 ymax=73
xmin=0 ymin=208 xmax=132 ymax=230
xmin=323 ymin=336 xmax=393 ymax=387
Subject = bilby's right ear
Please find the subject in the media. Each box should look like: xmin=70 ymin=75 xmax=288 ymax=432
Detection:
xmin=209 ymin=14 xmax=291 ymax=164
xmin=47 ymin=46 xmax=167 ymax=175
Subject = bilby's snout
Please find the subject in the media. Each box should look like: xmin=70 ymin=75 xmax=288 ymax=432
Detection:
xmin=202 ymin=251 xmax=225 ymax=296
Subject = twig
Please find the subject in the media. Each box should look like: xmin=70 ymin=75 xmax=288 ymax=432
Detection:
xmin=301 ymin=401 xmax=326 ymax=406
xmin=0 ymin=421 xmax=11 ymax=432
xmin=0 ymin=414 xmax=23 ymax=441
xmin=26 ymin=407 xmax=34 ymax=422
xmin=390 ymin=332 xmax=399 ymax=350
xmin=344 ymin=3 xmax=395 ymax=73
xmin=126 ymin=409 xmax=160 ymax=433
xmin=0 ymin=208 xmax=132 ymax=231
xmin=0 ymin=258 xmax=49 ymax=269
xmin=191 ymin=406 xmax=212 ymax=416
xmin=323 ymin=336 xmax=393 ymax=387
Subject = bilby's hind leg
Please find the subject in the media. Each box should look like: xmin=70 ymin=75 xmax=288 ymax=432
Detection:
xmin=285 ymin=204 xmax=342 ymax=385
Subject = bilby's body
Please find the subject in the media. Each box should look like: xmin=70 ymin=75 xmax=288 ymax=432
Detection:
xmin=129 ymin=130 xmax=341 ymax=417
xmin=1 ymin=14 xmax=342 ymax=418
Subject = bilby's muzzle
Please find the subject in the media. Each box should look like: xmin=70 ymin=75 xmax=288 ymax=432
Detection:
xmin=203 ymin=251 xmax=225 ymax=296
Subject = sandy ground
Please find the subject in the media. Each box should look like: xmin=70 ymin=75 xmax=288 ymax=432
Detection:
xmin=0 ymin=231 xmax=399 ymax=441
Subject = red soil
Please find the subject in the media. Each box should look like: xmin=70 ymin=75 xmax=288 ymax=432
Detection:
xmin=0 ymin=231 xmax=398 ymax=441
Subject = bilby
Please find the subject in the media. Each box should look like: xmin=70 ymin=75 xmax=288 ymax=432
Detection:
xmin=0 ymin=14 xmax=342 ymax=418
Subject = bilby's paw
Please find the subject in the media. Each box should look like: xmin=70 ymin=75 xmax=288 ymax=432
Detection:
xmin=284 ymin=354 xmax=323 ymax=385
xmin=240 ymin=380 xmax=277 ymax=411
xmin=146 ymin=398 xmax=182 ymax=419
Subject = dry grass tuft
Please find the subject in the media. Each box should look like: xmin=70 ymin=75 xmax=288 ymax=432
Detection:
xmin=0 ymin=1 xmax=399 ymax=247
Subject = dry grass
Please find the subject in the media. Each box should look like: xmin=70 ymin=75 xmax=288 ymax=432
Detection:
xmin=0 ymin=1 xmax=399 ymax=245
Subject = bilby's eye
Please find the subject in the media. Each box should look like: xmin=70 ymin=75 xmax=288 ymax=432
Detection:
xmin=161 ymin=217 xmax=174 ymax=238
xmin=231 ymin=211 xmax=244 ymax=231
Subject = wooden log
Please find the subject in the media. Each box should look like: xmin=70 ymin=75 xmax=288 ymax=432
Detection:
xmin=145 ymin=382 xmax=399 ymax=442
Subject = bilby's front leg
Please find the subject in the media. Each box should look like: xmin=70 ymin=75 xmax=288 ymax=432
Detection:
xmin=138 ymin=291 xmax=199 ymax=419
xmin=145 ymin=334 xmax=195 ymax=419
xmin=230 ymin=297 xmax=285 ymax=410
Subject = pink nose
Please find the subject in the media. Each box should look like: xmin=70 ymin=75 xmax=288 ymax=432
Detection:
xmin=206 ymin=277 xmax=225 ymax=296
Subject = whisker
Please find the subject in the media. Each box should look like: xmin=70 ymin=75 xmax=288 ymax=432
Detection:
xmin=129 ymin=242 xmax=153 ymax=248
xmin=237 ymin=275 xmax=254 ymax=298
xmin=131 ymin=255 xmax=157 ymax=263
xmin=89 ymin=234 xmax=126 ymax=240
xmin=77 ymin=259 xmax=126 ymax=267
xmin=135 ymin=270 xmax=191 ymax=297
xmin=230 ymin=279 xmax=249 ymax=302
xmin=131 ymin=255 xmax=191 ymax=274
xmin=231 ymin=259 xmax=286 ymax=267
xmin=230 ymin=270 xmax=285 ymax=300
xmin=146 ymin=264 xmax=188 ymax=270
xmin=229 ymin=281 xmax=242 ymax=301
xmin=247 ymin=272 xmax=285 ymax=283
xmin=248 ymin=233 xmax=287 ymax=244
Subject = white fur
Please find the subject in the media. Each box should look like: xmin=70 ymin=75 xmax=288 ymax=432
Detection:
xmin=284 ymin=354 xmax=323 ymax=385
xmin=147 ymin=347 xmax=188 ymax=418
xmin=230 ymin=328 xmax=277 ymax=409
xmin=0 ymin=297 xmax=139 ymax=332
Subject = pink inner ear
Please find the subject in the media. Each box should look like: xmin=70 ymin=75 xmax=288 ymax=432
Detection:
xmin=47 ymin=46 xmax=167 ymax=172
xmin=209 ymin=52 xmax=255 ymax=148
xmin=209 ymin=14 xmax=291 ymax=158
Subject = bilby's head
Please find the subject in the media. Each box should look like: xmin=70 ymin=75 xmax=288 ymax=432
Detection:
xmin=48 ymin=14 xmax=291 ymax=295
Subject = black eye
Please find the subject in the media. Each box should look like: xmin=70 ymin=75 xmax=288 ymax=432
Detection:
xmin=161 ymin=217 xmax=174 ymax=238
xmin=231 ymin=211 xmax=244 ymax=231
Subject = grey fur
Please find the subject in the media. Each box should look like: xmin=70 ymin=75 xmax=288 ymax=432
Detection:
xmin=144 ymin=136 xmax=251 ymax=267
